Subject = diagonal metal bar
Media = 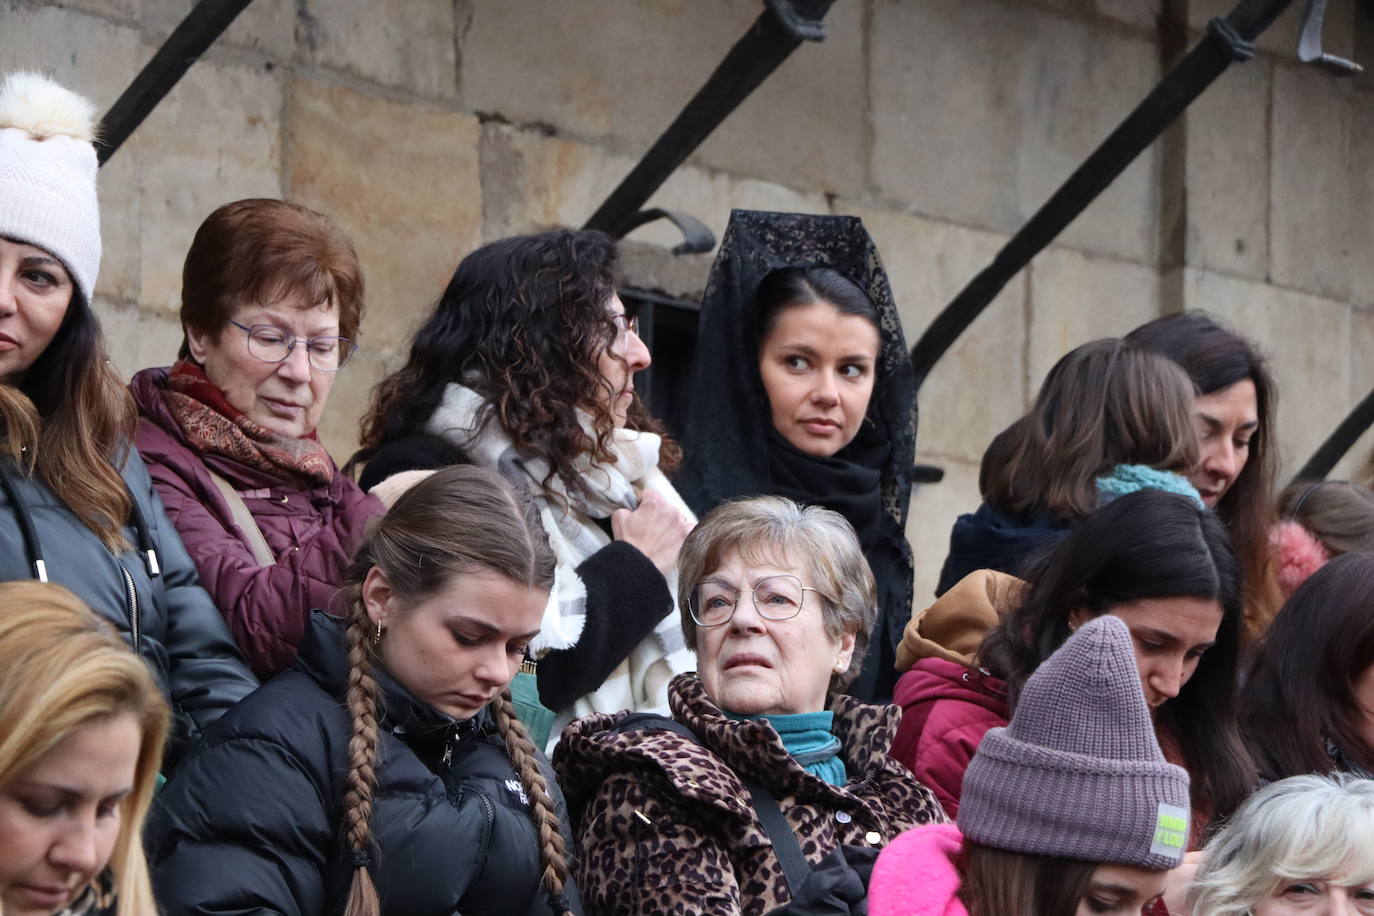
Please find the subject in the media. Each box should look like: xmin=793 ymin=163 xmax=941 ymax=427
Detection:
xmin=908 ymin=0 xmax=1297 ymax=389
xmin=584 ymin=0 xmax=835 ymax=239
xmin=97 ymin=0 xmax=258 ymax=167
xmin=1294 ymin=386 xmax=1374 ymax=482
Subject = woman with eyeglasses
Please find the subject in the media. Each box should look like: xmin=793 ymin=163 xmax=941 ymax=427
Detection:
xmin=351 ymin=229 xmax=695 ymax=738
xmin=131 ymin=198 xmax=384 ymax=678
xmin=554 ymin=495 xmax=946 ymax=916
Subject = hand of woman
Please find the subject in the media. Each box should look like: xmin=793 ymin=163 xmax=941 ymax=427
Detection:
xmin=1161 ymin=851 xmax=1204 ymax=916
xmin=612 ymin=489 xmax=693 ymax=577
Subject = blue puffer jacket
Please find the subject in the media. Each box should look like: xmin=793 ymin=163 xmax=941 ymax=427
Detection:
xmin=146 ymin=611 xmax=582 ymax=916
xmin=0 ymin=451 xmax=256 ymax=765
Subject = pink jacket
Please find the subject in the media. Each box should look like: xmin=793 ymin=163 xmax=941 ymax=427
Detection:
xmin=132 ymin=368 xmax=384 ymax=678
xmin=889 ymin=658 xmax=1008 ymax=819
xmin=869 ymin=823 xmax=968 ymax=916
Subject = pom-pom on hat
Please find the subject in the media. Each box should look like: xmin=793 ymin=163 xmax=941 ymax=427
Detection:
xmin=957 ymin=615 xmax=1192 ymax=870
xmin=0 ymin=72 xmax=101 ymax=303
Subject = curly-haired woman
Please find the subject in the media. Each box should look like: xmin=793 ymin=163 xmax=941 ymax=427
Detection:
xmin=352 ymin=229 xmax=694 ymax=730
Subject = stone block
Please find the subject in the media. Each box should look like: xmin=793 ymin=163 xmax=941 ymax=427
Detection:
xmin=296 ymin=0 xmax=457 ymax=99
xmin=287 ymin=78 xmax=483 ymax=352
xmin=92 ymin=297 xmax=185 ymax=379
xmin=871 ymin=0 xmax=1161 ymax=263
xmin=906 ymin=458 xmax=981 ymax=608
xmin=0 ymin=4 xmax=146 ymax=304
xmin=1330 ymin=306 xmax=1374 ymax=482
xmin=1177 ymin=266 xmax=1351 ymax=479
xmin=1181 ymin=55 xmax=1270 ymax=280
xmin=1185 ymin=0 xmax=1356 ymax=59
xmin=142 ymin=0 xmax=298 ymax=61
xmin=314 ymin=343 xmax=401 ymax=463
xmin=1270 ymin=64 xmax=1373 ymax=304
xmin=1033 ymin=0 xmax=1161 ymax=30
xmin=125 ymin=58 xmax=283 ymax=316
xmin=844 ymin=203 xmax=1029 ymax=464
xmin=1025 ymin=247 xmax=1163 ymax=388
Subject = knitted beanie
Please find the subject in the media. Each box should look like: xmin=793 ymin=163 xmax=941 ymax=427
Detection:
xmin=957 ymin=615 xmax=1191 ymax=869
xmin=0 ymin=72 xmax=102 ymax=303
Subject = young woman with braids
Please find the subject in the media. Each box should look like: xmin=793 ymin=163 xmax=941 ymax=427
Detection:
xmin=146 ymin=465 xmax=582 ymax=916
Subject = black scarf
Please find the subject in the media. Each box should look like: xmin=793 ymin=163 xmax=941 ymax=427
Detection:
xmin=674 ymin=210 xmax=918 ymax=702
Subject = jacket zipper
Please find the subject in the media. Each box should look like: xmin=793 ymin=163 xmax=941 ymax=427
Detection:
xmin=117 ymin=561 xmax=141 ymax=653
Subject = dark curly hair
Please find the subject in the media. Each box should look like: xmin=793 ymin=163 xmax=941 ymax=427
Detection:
xmin=351 ymin=229 xmax=679 ymax=503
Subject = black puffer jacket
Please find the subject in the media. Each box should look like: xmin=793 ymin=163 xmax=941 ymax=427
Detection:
xmin=0 ymin=451 xmax=255 ymax=765
xmin=147 ymin=611 xmax=582 ymax=916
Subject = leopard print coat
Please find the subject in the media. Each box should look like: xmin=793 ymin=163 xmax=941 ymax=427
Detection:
xmin=553 ymin=673 xmax=947 ymax=916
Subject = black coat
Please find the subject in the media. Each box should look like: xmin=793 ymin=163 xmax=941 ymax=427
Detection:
xmin=0 ymin=451 xmax=256 ymax=766
xmin=934 ymin=502 xmax=1071 ymax=597
xmin=147 ymin=611 xmax=582 ymax=916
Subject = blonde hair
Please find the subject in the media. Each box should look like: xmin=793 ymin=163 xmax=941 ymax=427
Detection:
xmin=0 ymin=581 xmax=169 ymax=916
xmin=1188 ymin=774 xmax=1374 ymax=915
xmin=336 ymin=465 xmax=570 ymax=916
xmin=677 ymin=495 xmax=877 ymax=693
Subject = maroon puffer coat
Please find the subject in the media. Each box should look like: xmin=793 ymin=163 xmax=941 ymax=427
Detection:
xmin=131 ymin=367 xmax=384 ymax=678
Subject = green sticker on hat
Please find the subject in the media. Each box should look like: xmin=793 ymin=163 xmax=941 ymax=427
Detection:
xmin=1151 ymin=804 xmax=1188 ymax=859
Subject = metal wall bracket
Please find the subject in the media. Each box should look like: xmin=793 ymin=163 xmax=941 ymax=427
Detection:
xmin=1298 ymin=0 xmax=1364 ymax=75
xmin=765 ymin=0 xmax=828 ymax=42
xmin=618 ymin=209 xmax=717 ymax=255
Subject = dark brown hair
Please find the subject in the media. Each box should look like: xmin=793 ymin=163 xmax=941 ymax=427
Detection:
xmin=1277 ymin=479 xmax=1374 ymax=557
xmin=958 ymin=842 xmax=1096 ymax=916
xmin=1126 ymin=312 xmax=1280 ymax=632
xmin=985 ymin=338 xmax=1198 ymax=519
xmin=0 ymin=285 xmax=135 ymax=551
xmin=178 ymin=198 xmax=365 ymax=358
xmin=336 ymin=465 xmax=570 ymax=916
xmin=979 ymin=490 xmax=1255 ymax=821
xmin=1241 ymin=553 xmax=1374 ymax=781
xmin=350 ymin=229 xmax=679 ymax=501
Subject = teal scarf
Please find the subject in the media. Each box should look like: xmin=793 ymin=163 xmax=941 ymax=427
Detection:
xmin=727 ymin=709 xmax=848 ymax=786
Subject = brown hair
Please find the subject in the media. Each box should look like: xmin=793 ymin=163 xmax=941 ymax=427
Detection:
xmin=0 ymin=581 xmax=169 ymax=916
xmin=676 ymin=495 xmax=875 ymax=695
xmin=350 ymin=229 xmax=680 ymax=500
xmin=335 ymin=465 xmax=570 ymax=916
xmin=178 ymin=199 xmax=365 ymax=359
xmin=958 ymin=842 xmax=1096 ymax=916
xmin=0 ymin=283 xmax=135 ymax=552
xmin=985 ymin=338 xmax=1198 ymax=519
xmin=1277 ymin=479 xmax=1374 ymax=557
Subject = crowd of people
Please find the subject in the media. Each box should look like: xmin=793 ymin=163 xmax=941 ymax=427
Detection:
xmin=1 ymin=69 xmax=1372 ymax=916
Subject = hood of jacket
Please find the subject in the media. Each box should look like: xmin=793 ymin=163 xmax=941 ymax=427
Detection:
xmin=897 ymin=569 xmax=1024 ymax=672
xmin=869 ymin=823 xmax=968 ymax=916
xmin=936 ymin=502 xmax=1071 ymax=596
xmin=892 ymin=657 xmax=1007 ymax=720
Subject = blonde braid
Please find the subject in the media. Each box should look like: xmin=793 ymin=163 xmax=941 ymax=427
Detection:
xmin=341 ymin=604 xmax=383 ymax=916
xmin=492 ymin=689 xmax=572 ymax=914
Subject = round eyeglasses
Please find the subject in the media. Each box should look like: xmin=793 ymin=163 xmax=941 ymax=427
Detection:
xmin=228 ymin=319 xmax=358 ymax=371
xmin=687 ymin=574 xmax=821 ymax=628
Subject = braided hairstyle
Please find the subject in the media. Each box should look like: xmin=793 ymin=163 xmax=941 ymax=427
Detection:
xmin=337 ymin=464 xmax=569 ymax=916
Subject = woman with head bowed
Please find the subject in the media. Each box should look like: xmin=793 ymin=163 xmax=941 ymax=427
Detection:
xmin=147 ymin=466 xmax=582 ymax=916
xmin=1188 ymin=774 xmax=1374 ymax=915
xmin=675 ymin=209 xmax=917 ymax=703
xmin=353 ymin=228 xmax=695 ymax=731
xmin=0 ymin=581 xmax=169 ymax=916
xmin=131 ymin=198 xmax=384 ymax=678
xmin=0 ymin=72 xmax=255 ymax=764
xmin=1240 ymin=553 xmax=1374 ymax=782
xmin=554 ymin=496 xmax=946 ymax=916
xmin=892 ymin=489 xmax=1255 ymax=840
xmin=870 ymin=615 xmax=1193 ymax=916
xmin=1270 ymin=479 xmax=1374 ymax=599
xmin=1126 ymin=312 xmax=1282 ymax=636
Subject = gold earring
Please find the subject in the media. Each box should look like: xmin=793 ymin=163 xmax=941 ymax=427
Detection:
xmin=371 ymin=619 xmax=384 ymax=647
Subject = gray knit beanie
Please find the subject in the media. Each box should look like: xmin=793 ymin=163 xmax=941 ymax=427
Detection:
xmin=957 ymin=614 xmax=1191 ymax=869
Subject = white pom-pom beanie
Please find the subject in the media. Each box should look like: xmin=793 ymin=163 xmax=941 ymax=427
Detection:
xmin=0 ymin=72 xmax=102 ymax=303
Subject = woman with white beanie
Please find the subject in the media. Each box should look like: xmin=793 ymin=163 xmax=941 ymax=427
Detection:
xmin=869 ymin=614 xmax=1192 ymax=916
xmin=0 ymin=71 xmax=256 ymax=767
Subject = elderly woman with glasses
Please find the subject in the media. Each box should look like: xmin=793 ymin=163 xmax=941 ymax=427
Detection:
xmin=554 ymin=496 xmax=946 ymax=916
xmin=131 ymin=199 xmax=383 ymax=679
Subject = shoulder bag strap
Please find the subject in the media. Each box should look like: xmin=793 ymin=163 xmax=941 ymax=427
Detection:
xmin=206 ymin=469 xmax=276 ymax=567
xmin=612 ymin=714 xmax=812 ymax=897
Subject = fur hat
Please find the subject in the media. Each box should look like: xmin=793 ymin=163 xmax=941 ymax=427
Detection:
xmin=1271 ymin=520 xmax=1331 ymax=599
xmin=0 ymin=72 xmax=101 ymax=302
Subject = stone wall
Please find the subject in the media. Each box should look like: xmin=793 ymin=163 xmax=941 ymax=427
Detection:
xmin=4 ymin=0 xmax=1371 ymax=604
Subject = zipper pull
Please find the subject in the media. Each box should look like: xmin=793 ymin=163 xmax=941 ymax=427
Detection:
xmin=441 ymin=734 xmax=454 ymax=768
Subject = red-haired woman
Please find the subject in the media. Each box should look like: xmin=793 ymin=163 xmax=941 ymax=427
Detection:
xmin=131 ymin=199 xmax=384 ymax=678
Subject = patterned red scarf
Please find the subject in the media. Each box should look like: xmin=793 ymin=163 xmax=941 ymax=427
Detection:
xmin=161 ymin=360 xmax=334 ymax=487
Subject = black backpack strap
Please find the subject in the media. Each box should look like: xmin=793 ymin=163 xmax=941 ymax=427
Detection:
xmin=612 ymin=714 xmax=812 ymax=897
